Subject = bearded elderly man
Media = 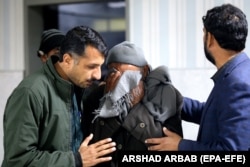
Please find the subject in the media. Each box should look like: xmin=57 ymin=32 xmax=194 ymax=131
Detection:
xmin=83 ymin=41 xmax=183 ymax=167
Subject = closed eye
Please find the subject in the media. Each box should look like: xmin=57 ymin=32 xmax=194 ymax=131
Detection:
xmin=107 ymin=68 xmax=118 ymax=75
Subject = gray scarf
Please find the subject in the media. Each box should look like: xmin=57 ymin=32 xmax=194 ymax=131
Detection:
xmin=93 ymin=70 xmax=142 ymax=122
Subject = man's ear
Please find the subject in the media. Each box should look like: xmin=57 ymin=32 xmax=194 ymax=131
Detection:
xmin=40 ymin=54 xmax=48 ymax=63
xmin=207 ymin=32 xmax=216 ymax=48
xmin=62 ymin=53 xmax=73 ymax=65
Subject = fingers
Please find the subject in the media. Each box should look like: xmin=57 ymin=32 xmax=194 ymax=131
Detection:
xmin=93 ymin=156 xmax=113 ymax=165
xmin=145 ymin=138 xmax=164 ymax=151
xmin=130 ymin=81 xmax=144 ymax=106
xmin=145 ymin=127 xmax=182 ymax=151
xmin=145 ymin=137 xmax=162 ymax=145
xmin=145 ymin=127 xmax=168 ymax=151
xmin=81 ymin=133 xmax=93 ymax=147
xmin=144 ymin=127 xmax=171 ymax=145
xmin=92 ymin=139 xmax=116 ymax=153
xmin=92 ymin=137 xmax=113 ymax=148
xmin=163 ymin=127 xmax=177 ymax=138
xmin=163 ymin=127 xmax=168 ymax=136
xmin=105 ymin=71 xmax=121 ymax=93
xmin=148 ymin=144 xmax=163 ymax=151
xmin=79 ymin=137 xmax=116 ymax=167
xmin=96 ymin=143 xmax=116 ymax=158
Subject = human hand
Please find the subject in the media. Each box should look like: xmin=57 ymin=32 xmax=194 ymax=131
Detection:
xmin=104 ymin=69 xmax=121 ymax=93
xmin=145 ymin=127 xmax=182 ymax=151
xmin=78 ymin=133 xmax=116 ymax=167
xmin=129 ymin=80 xmax=144 ymax=107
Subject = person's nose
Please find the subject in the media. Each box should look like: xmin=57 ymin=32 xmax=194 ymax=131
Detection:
xmin=92 ymin=67 xmax=102 ymax=80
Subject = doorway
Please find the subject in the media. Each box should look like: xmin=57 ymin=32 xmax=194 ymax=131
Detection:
xmin=24 ymin=0 xmax=125 ymax=76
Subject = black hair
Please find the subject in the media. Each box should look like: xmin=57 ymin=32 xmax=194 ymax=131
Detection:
xmin=59 ymin=26 xmax=108 ymax=61
xmin=202 ymin=4 xmax=248 ymax=51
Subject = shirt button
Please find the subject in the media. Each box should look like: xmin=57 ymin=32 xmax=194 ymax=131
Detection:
xmin=140 ymin=122 xmax=145 ymax=128
xmin=100 ymin=120 xmax=105 ymax=126
xmin=117 ymin=144 xmax=123 ymax=150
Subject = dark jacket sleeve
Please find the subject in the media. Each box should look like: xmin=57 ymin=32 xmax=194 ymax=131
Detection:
xmin=74 ymin=152 xmax=82 ymax=167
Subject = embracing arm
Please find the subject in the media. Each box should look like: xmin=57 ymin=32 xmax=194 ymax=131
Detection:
xmin=181 ymin=97 xmax=205 ymax=124
xmin=2 ymin=88 xmax=76 ymax=166
xmin=2 ymin=88 xmax=116 ymax=167
xmin=146 ymin=82 xmax=250 ymax=151
xmin=179 ymin=82 xmax=250 ymax=151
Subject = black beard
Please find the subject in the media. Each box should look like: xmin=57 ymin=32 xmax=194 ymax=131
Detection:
xmin=204 ymin=42 xmax=216 ymax=65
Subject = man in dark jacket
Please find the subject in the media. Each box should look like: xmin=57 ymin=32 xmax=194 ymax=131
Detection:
xmin=2 ymin=26 xmax=116 ymax=167
xmin=83 ymin=41 xmax=183 ymax=166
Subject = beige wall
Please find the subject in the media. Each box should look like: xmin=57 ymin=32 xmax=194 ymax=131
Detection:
xmin=0 ymin=0 xmax=24 ymax=162
xmin=0 ymin=71 xmax=23 ymax=161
